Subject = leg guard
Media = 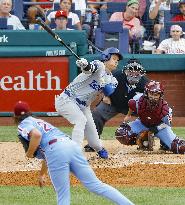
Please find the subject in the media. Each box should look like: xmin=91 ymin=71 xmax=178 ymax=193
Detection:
xmin=171 ymin=138 xmax=185 ymax=154
xmin=115 ymin=123 xmax=137 ymax=145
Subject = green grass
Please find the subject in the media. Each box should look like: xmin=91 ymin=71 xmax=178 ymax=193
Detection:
xmin=1 ymin=186 xmax=185 ymax=205
xmin=1 ymin=126 xmax=185 ymax=205
xmin=0 ymin=126 xmax=185 ymax=142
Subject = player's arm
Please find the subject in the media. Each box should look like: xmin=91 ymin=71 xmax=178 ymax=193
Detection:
xmin=149 ymin=108 xmax=172 ymax=134
xmin=26 ymin=128 xmax=42 ymax=158
xmin=76 ymin=58 xmax=100 ymax=74
xmin=123 ymin=108 xmax=133 ymax=123
xmin=39 ymin=160 xmax=48 ymax=187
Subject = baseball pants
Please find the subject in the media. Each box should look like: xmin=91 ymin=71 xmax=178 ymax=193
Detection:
xmin=55 ymin=96 xmax=103 ymax=151
xmin=44 ymin=138 xmax=134 ymax=205
xmin=129 ymin=119 xmax=176 ymax=149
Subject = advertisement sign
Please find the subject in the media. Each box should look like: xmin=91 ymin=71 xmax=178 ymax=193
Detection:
xmin=0 ymin=57 xmax=69 ymax=112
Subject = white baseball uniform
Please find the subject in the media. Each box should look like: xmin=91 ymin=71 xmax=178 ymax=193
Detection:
xmin=55 ymin=60 xmax=118 ymax=151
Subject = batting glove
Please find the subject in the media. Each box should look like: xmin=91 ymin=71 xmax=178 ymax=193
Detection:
xmin=76 ymin=58 xmax=88 ymax=69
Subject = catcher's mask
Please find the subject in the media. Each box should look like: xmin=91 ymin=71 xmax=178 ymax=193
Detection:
xmin=123 ymin=58 xmax=146 ymax=88
xmin=144 ymin=80 xmax=164 ymax=105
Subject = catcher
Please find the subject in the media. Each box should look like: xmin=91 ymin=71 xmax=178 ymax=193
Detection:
xmin=115 ymin=80 xmax=185 ymax=154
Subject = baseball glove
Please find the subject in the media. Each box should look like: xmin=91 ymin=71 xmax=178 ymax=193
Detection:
xmin=18 ymin=135 xmax=37 ymax=157
xmin=136 ymin=130 xmax=154 ymax=151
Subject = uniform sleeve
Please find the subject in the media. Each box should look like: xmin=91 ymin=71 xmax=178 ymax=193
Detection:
xmin=161 ymin=107 xmax=173 ymax=126
xmin=12 ymin=16 xmax=25 ymax=30
xmin=157 ymin=39 xmax=168 ymax=52
xmin=128 ymin=99 xmax=137 ymax=112
xmin=18 ymin=122 xmax=35 ymax=140
xmin=71 ymin=13 xmax=80 ymax=25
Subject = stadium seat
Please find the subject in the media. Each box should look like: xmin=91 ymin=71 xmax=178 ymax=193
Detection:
xmin=171 ymin=3 xmax=181 ymax=15
xmin=0 ymin=18 xmax=13 ymax=30
xmin=99 ymin=2 xmax=127 ymax=22
xmin=0 ymin=18 xmax=8 ymax=29
xmin=95 ymin=21 xmax=129 ymax=54
xmin=54 ymin=2 xmax=75 ymax=12
xmin=11 ymin=0 xmax=24 ymax=20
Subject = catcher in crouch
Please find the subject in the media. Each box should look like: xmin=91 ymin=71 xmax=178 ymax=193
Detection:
xmin=115 ymin=80 xmax=185 ymax=154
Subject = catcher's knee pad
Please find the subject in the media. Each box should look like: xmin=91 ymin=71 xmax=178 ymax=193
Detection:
xmin=171 ymin=138 xmax=185 ymax=154
xmin=115 ymin=123 xmax=137 ymax=145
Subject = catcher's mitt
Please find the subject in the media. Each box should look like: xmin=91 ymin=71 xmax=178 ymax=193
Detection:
xmin=18 ymin=135 xmax=37 ymax=157
xmin=136 ymin=130 xmax=154 ymax=151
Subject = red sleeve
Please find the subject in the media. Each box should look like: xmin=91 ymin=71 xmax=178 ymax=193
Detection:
xmin=128 ymin=99 xmax=137 ymax=112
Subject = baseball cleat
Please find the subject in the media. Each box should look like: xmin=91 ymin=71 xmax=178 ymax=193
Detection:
xmin=98 ymin=148 xmax=108 ymax=159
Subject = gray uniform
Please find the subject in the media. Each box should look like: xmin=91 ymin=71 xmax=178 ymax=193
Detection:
xmin=55 ymin=60 xmax=118 ymax=151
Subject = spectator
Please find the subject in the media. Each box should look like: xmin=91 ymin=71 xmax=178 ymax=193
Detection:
xmin=156 ymin=25 xmax=185 ymax=54
xmin=54 ymin=0 xmax=86 ymax=16
xmin=149 ymin=0 xmax=171 ymax=38
xmin=0 ymin=0 xmax=25 ymax=30
xmin=27 ymin=0 xmax=54 ymax=24
xmin=171 ymin=0 xmax=185 ymax=21
xmin=54 ymin=10 xmax=72 ymax=30
xmin=109 ymin=0 xmax=145 ymax=40
xmin=103 ymin=0 xmax=146 ymax=18
xmin=46 ymin=0 xmax=82 ymax=30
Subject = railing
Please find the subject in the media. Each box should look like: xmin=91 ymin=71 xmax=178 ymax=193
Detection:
xmin=22 ymin=1 xmax=107 ymax=6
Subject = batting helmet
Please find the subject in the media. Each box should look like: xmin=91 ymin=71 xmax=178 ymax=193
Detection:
xmin=101 ymin=47 xmax=123 ymax=61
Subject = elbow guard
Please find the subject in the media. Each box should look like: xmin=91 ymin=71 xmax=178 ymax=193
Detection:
xmin=102 ymin=84 xmax=115 ymax=96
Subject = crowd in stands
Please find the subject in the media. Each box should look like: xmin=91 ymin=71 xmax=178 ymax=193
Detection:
xmin=0 ymin=0 xmax=185 ymax=54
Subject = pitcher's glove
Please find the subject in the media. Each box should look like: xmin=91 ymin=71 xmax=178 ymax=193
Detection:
xmin=18 ymin=135 xmax=37 ymax=157
xmin=136 ymin=130 xmax=154 ymax=151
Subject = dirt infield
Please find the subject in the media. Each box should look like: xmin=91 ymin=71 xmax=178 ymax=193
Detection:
xmin=1 ymin=140 xmax=185 ymax=187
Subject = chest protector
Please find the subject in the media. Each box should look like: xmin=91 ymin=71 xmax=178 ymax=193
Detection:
xmin=138 ymin=96 xmax=169 ymax=127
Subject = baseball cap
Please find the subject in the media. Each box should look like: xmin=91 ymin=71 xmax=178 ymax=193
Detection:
xmin=127 ymin=0 xmax=139 ymax=7
xmin=14 ymin=101 xmax=30 ymax=116
xmin=179 ymin=0 xmax=185 ymax=6
xmin=55 ymin=10 xmax=68 ymax=19
xmin=170 ymin=25 xmax=183 ymax=32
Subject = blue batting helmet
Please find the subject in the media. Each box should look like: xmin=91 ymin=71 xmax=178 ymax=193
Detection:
xmin=101 ymin=47 xmax=123 ymax=61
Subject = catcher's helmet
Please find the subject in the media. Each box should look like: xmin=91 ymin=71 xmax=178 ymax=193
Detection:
xmin=144 ymin=81 xmax=164 ymax=105
xmin=145 ymin=80 xmax=164 ymax=95
xmin=101 ymin=47 xmax=123 ymax=61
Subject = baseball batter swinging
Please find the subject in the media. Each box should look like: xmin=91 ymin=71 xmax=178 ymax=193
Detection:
xmin=55 ymin=47 xmax=123 ymax=158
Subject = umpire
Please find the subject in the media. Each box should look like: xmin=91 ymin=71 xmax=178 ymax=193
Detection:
xmin=85 ymin=58 xmax=149 ymax=152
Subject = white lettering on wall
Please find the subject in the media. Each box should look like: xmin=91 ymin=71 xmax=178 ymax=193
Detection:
xmin=0 ymin=70 xmax=63 ymax=91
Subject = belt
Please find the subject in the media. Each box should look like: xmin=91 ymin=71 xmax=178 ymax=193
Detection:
xmin=64 ymin=89 xmax=87 ymax=106
xmin=48 ymin=137 xmax=70 ymax=145
xmin=49 ymin=138 xmax=58 ymax=145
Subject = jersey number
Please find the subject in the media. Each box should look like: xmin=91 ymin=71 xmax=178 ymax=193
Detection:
xmin=37 ymin=121 xmax=52 ymax=132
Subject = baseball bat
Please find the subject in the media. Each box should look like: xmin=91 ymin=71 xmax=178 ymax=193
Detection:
xmin=36 ymin=17 xmax=80 ymax=60
xmin=87 ymin=39 xmax=103 ymax=54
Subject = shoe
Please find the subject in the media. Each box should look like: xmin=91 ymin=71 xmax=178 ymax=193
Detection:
xmin=98 ymin=148 xmax=108 ymax=159
xmin=84 ymin=144 xmax=95 ymax=152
